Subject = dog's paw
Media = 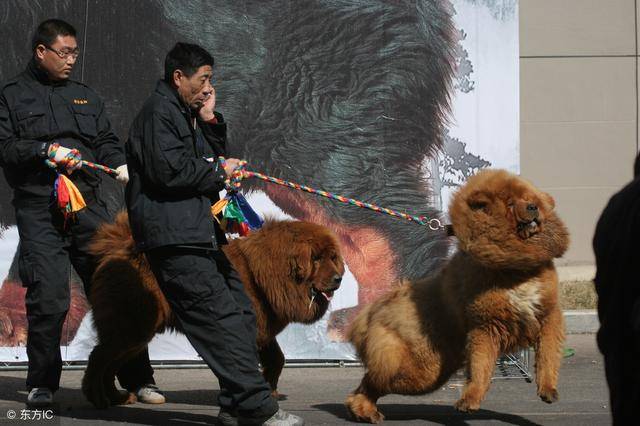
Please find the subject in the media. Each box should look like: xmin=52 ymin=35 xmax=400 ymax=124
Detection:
xmin=82 ymin=386 xmax=110 ymax=410
xmin=347 ymin=408 xmax=385 ymax=424
xmin=90 ymin=396 xmax=111 ymax=409
xmin=109 ymin=389 xmax=136 ymax=406
xmin=366 ymin=410 xmax=385 ymax=424
xmin=345 ymin=393 xmax=384 ymax=424
xmin=538 ymin=388 xmax=559 ymax=404
xmin=454 ymin=397 xmax=481 ymax=412
xmin=271 ymin=389 xmax=287 ymax=401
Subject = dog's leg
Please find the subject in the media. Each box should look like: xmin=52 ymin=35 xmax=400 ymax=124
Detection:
xmin=103 ymin=346 xmax=142 ymax=406
xmin=534 ymin=306 xmax=564 ymax=403
xmin=83 ymin=340 xmax=139 ymax=408
xmin=455 ymin=330 xmax=499 ymax=412
xmin=259 ymin=339 xmax=285 ymax=399
xmin=345 ymin=373 xmax=384 ymax=424
xmin=82 ymin=344 xmax=112 ymax=409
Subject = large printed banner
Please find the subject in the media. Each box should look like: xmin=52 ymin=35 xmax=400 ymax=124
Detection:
xmin=0 ymin=0 xmax=518 ymax=362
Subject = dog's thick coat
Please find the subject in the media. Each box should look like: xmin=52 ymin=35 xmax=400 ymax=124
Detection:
xmin=82 ymin=212 xmax=344 ymax=408
xmin=346 ymin=169 xmax=570 ymax=423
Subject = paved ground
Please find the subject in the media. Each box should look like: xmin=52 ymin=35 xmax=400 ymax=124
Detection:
xmin=0 ymin=334 xmax=610 ymax=425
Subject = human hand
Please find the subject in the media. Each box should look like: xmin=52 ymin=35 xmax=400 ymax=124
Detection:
xmin=48 ymin=144 xmax=82 ymax=174
xmin=115 ymin=164 xmax=129 ymax=184
xmin=198 ymin=86 xmax=216 ymax=122
xmin=223 ymin=158 xmax=242 ymax=177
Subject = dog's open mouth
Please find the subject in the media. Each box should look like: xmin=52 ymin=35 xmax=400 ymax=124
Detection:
xmin=309 ymin=287 xmax=337 ymax=308
xmin=517 ymin=219 xmax=540 ymax=239
xmin=311 ymin=287 xmax=336 ymax=302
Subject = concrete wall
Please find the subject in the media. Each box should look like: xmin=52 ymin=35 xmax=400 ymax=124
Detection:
xmin=520 ymin=0 xmax=639 ymax=265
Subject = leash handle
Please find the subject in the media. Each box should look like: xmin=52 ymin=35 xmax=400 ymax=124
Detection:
xmin=46 ymin=143 xmax=119 ymax=176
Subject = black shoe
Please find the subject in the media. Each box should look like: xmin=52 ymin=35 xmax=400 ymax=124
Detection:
xmin=216 ymin=407 xmax=239 ymax=426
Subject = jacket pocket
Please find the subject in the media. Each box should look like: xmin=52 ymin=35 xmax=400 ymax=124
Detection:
xmin=17 ymin=247 xmax=38 ymax=287
xmin=72 ymin=104 xmax=98 ymax=138
xmin=153 ymin=254 xmax=216 ymax=311
xmin=159 ymin=124 xmax=193 ymax=173
xmin=15 ymin=106 xmax=47 ymax=139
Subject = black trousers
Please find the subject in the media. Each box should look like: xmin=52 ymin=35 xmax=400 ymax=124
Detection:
xmin=146 ymin=246 xmax=278 ymax=420
xmin=15 ymin=196 xmax=154 ymax=392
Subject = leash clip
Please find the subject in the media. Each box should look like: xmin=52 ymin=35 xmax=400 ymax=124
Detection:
xmin=427 ymin=218 xmax=443 ymax=231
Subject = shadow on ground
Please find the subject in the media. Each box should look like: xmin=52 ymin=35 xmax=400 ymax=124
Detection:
xmin=0 ymin=375 xmax=221 ymax=425
xmin=313 ymin=402 xmax=543 ymax=426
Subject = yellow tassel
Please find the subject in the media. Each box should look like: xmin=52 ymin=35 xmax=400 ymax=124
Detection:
xmin=211 ymin=198 xmax=228 ymax=224
xmin=59 ymin=175 xmax=86 ymax=212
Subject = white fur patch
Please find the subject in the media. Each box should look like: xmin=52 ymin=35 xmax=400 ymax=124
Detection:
xmin=507 ymin=281 xmax=542 ymax=322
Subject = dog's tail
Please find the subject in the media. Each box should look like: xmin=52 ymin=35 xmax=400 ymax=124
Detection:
xmin=89 ymin=210 xmax=137 ymax=264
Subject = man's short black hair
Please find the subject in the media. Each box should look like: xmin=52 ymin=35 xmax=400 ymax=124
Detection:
xmin=164 ymin=42 xmax=214 ymax=83
xmin=31 ymin=19 xmax=76 ymax=51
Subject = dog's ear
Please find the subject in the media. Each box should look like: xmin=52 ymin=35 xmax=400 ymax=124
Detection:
xmin=290 ymin=242 xmax=313 ymax=282
xmin=541 ymin=191 xmax=555 ymax=210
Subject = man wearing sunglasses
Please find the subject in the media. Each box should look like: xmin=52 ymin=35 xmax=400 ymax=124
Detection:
xmin=0 ymin=19 xmax=162 ymax=407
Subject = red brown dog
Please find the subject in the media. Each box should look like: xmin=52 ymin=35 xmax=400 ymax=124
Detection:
xmin=346 ymin=169 xmax=570 ymax=423
xmin=82 ymin=212 xmax=344 ymax=408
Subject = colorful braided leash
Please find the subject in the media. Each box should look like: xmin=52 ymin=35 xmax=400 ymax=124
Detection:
xmin=46 ymin=143 xmax=118 ymax=175
xmin=44 ymin=148 xmax=444 ymax=232
xmin=218 ymin=157 xmax=444 ymax=231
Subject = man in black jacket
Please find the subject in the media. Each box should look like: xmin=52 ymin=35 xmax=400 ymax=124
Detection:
xmin=0 ymin=19 xmax=161 ymax=407
xmin=126 ymin=42 xmax=303 ymax=425
xmin=593 ymin=153 xmax=640 ymax=426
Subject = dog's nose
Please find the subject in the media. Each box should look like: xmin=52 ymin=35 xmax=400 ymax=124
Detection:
xmin=333 ymin=275 xmax=342 ymax=285
xmin=526 ymin=204 xmax=538 ymax=212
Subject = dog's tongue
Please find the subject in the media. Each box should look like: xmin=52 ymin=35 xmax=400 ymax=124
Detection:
xmin=320 ymin=290 xmax=334 ymax=302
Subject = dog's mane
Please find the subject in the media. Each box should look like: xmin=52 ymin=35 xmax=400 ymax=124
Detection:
xmin=230 ymin=219 xmax=341 ymax=323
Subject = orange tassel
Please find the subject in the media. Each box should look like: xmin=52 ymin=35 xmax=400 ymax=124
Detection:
xmin=54 ymin=175 xmax=86 ymax=220
xmin=211 ymin=198 xmax=229 ymax=224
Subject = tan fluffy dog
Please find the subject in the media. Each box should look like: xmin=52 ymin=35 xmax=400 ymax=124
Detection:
xmin=82 ymin=212 xmax=344 ymax=408
xmin=345 ymin=169 xmax=570 ymax=423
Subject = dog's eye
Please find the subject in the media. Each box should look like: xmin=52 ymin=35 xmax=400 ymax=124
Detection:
xmin=469 ymin=201 xmax=487 ymax=211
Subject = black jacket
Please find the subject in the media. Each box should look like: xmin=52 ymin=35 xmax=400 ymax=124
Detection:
xmin=593 ymin=174 xmax=640 ymax=424
xmin=0 ymin=60 xmax=125 ymax=201
xmin=126 ymin=80 xmax=228 ymax=251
